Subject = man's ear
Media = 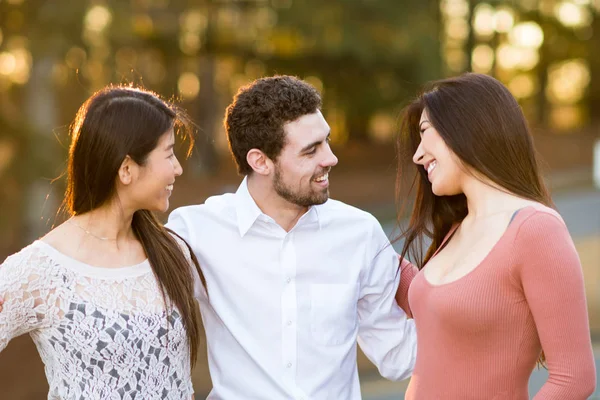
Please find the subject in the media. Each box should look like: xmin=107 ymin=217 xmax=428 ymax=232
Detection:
xmin=246 ymin=149 xmax=274 ymax=176
xmin=117 ymin=155 xmax=137 ymax=185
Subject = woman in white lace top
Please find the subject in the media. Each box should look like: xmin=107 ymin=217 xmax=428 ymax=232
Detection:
xmin=0 ymin=86 xmax=204 ymax=399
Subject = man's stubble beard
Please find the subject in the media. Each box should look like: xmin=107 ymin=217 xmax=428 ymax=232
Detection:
xmin=273 ymin=165 xmax=329 ymax=207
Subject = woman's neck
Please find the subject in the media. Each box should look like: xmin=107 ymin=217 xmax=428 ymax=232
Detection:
xmin=461 ymin=177 xmax=529 ymax=219
xmin=70 ymin=203 xmax=136 ymax=242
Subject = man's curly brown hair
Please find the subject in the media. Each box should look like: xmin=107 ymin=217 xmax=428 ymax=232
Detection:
xmin=224 ymin=75 xmax=322 ymax=175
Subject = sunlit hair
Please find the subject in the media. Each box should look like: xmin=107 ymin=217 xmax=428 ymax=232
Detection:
xmin=224 ymin=75 xmax=322 ymax=175
xmin=64 ymin=85 xmax=204 ymax=366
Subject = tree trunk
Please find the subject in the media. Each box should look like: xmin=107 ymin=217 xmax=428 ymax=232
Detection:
xmin=190 ymin=55 xmax=219 ymax=175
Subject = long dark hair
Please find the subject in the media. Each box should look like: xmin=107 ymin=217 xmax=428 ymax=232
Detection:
xmin=396 ymin=73 xmax=553 ymax=269
xmin=65 ymin=85 xmax=204 ymax=366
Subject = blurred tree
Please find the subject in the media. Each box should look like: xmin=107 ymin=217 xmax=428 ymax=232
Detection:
xmin=265 ymin=0 xmax=442 ymax=142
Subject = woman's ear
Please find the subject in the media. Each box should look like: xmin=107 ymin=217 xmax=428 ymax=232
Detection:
xmin=118 ymin=155 xmax=136 ymax=185
xmin=246 ymin=148 xmax=273 ymax=176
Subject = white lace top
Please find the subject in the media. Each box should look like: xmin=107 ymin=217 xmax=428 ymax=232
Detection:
xmin=0 ymin=240 xmax=195 ymax=400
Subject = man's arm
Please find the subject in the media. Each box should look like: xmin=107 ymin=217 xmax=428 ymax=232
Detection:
xmin=356 ymin=218 xmax=417 ymax=381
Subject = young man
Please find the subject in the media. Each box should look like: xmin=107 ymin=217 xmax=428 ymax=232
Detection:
xmin=167 ymin=76 xmax=416 ymax=399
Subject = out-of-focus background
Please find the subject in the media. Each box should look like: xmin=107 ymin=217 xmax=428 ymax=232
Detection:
xmin=0 ymin=0 xmax=598 ymax=398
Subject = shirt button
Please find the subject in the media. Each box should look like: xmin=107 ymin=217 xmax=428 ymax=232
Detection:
xmin=287 ymin=320 xmax=292 ymax=326
xmin=286 ymin=278 xmax=291 ymax=283
xmin=287 ymin=362 xmax=292 ymax=368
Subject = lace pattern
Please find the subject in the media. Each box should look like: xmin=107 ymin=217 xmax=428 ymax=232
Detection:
xmin=0 ymin=242 xmax=193 ymax=400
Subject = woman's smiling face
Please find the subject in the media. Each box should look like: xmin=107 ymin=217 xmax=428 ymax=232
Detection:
xmin=412 ymin=109 xmax=466 ymax=196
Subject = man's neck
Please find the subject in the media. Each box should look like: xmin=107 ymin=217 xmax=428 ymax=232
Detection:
xmin=246 ymin=176 xmax=308 ymax=232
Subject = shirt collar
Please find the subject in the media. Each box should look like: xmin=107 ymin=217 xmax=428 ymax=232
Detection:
xmin=235 ymin=176 xmax=264 ymax=237
xmin=234 ymin=176 xmax=323 ymax=237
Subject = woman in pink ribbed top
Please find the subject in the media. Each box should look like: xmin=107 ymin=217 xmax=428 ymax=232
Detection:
xmin=394 ymin=73 xmax=596 ymax=399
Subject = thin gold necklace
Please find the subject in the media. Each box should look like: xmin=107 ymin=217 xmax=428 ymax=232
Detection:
xmin=68 ymin=219 xmax=117 ymax=241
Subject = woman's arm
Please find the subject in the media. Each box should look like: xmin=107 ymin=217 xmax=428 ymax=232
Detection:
xmin=512 ymin=211 xmax=596 ymax=399
xmin=0 ymin=249 xmax=54 ymax=351
xmin=395 ymin=257 xmax=418 ymax=318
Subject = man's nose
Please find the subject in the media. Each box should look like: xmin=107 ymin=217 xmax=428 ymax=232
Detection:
xmin=323 ymin=145 xmax=338 ymax=167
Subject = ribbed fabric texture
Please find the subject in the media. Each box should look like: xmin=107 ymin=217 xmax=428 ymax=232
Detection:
xmin=396 ymin=206 xmax=596 ymax=399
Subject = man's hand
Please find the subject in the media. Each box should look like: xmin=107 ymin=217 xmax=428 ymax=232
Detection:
xmin=0 ymin=296 xmax=4 ymax=312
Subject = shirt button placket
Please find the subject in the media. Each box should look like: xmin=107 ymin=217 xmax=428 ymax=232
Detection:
xmin=280 ymin=233 xmax=298 ymax=383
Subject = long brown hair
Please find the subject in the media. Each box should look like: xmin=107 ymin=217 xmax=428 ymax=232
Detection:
xmin=396 ymin=73 xmax=553 ymax=269
xmin=65 ymin=85 xmax=204 ymax=366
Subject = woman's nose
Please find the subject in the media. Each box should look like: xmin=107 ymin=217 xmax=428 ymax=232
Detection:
xmin=413 ymin=143 xmax=425 ymax=164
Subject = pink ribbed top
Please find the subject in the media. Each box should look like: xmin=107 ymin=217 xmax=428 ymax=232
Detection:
xmin=397 ymin=206 xmax=596 ymax=399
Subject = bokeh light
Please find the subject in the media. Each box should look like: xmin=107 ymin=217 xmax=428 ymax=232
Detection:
xmin=84 ymin=5 xmax=113 ymax=33
xmin=550 ymin=105 xmax=584 ymax=131
xmin=178 ymin=72 xmax=201 ymax=101
xmin=546 ymin=58 xmax=590 ymax=104
xmin=555 ymin=2 xmax=593 ymax=28
xmin=471 ymin=44 xmax=495 ymax=74
xmin=508 ymin=74 xmax=537 ymax=99
xmin=440 ymin=0 xmax=470 ymax=18
xmin=9 ymin=47 xmax=31 ymax=84
xmin=509 ymin=22 xmax=544 ymax=48
xmin=494 ymin=7 xmax=515 ymax=33
xmin=369 ymin=113 xmax=395 ymax=143
xmin=496 ymin=44 xmax=520 ymax=70
xmin=132 ymin=14 xmax=154 ymax=37
xmin=0 ymin=53 xmax=17 ymax=76
xmin=446 ymin=18 xmax=470 ymax=41
xmin=180 ymin=10 xmax=208 ymax=34
xmin=473 ymin=3 xmax=495 ymax=39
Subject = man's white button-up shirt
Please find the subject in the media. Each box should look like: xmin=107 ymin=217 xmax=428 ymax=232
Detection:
xmin=166 ymin=177 xmax=416 ymax=399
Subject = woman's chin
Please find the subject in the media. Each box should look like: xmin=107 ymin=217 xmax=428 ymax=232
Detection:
xmin=431 ymin=181 xmax=451 ymax=197
xmin=430 ymin=181 xmax=443 ymax=196
xmin=160 ymin=201 xmax=170 ymax=213
xmin=431 ymin=184 xmax=462 ymax=197
xmin=145 ymin=201 xmax=170 ymax=213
